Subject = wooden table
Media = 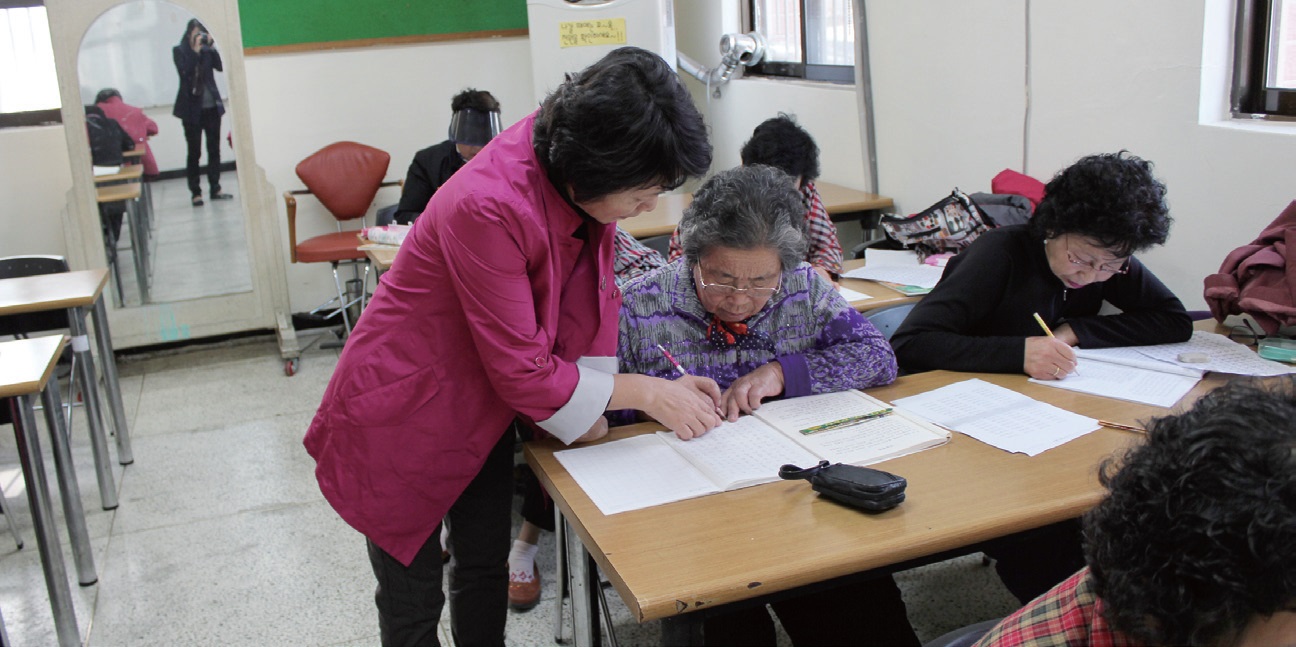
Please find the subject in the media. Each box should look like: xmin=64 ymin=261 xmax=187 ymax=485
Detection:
xmin=0 ymin=269 xmax=135 ymax=510
xmin=526 ymin=369 xmax=1224 ymax=645
xmin=362 ymin=245 xmax=399 ymax=273
xmin=92 ymin=163 xmax=143 ymax=184
xmin=1 ymin=336 xmax=94 ymax=646
xmin=618 ymin=183 xmax=894 ymax=240
xmin=839 ymin=258 xmax=923 ymax=313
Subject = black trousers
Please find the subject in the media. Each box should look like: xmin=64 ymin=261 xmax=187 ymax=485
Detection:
xmin=982 ymin=518 xmax=1086 ymax=603
xmin=182 ymin=107 xmax=223 ymax=197
xmin=366 ymin=427 xmax=515 ymax=647
xmin=703 ymin=575 xmax=920 ymax=647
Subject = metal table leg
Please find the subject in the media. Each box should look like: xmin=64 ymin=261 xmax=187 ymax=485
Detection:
xmin=10 ymin=398 xmax=80 ymax=647
xmin=126 ymin=196 xmax=149 ymax=304
xmin=553 ymin=508 xmax=569 ymax=643
xmin=67 ymin=307 xmax=118 ymax=510
xmin=89 ymin=296 xmax=133 ymax=465
xmin=40 ymin=385 xmax=97 ymax=587
xmin=564 ymin=515 xmax=601 ymax=647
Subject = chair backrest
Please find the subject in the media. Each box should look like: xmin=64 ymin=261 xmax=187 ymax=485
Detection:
xmin=865 ymin=302 xmax=916 ymax=342
xmin=639 ymin=234 xmax=672 ymax=257
xmin=0 ymin=255 xmax=72 ymax=337
xmin=294 ymin=141 xmax=391 ymax=222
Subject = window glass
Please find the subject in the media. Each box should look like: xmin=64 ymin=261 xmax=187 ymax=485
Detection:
xmin=1268 ymin=0 xmax=1296 ymax=89
xmin=750 ymin=0 xmax=855 ymax=82
xmin=752 ymin=0 xmax=802 ymax=65
xmin=805 ymin=0 xmax=854 ymax=67
xmin=0 ymin=5 xmax=60 ymax=114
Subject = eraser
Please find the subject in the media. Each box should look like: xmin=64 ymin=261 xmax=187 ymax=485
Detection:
xmin=1178 ymin=352 xmax=1209 ymax=363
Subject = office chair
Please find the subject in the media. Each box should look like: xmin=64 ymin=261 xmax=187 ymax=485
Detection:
xmin=284 ymin=141 xmax=399 ymax=336
xmin=865 ymin=302 xmax=917 ymax=342
xmin=0 ymin=255 xmax=79 ymax=550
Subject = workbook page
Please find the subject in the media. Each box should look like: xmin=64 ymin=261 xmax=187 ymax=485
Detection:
xmin=752 ymin=390 xmax=891 ymax=434
xmin=753 ymin=390 xmax=949 ymax=465
xmin=555 ymin=435 xmax=720 ymax=515
xmin=656 ymin=415 xmax=820 ymax=490
xmin=1030 ymin=358 xmax=1201 ymax=408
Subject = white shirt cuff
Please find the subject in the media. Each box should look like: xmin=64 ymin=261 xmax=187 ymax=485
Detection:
xmin=538 ymin=363 xmax=615 ymax=444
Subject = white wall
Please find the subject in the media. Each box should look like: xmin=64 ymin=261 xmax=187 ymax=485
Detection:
xmin=6 ymin=0 xmax=1293 ymax=323
xmin=868 ymin=0 xmax=1296 ymax=310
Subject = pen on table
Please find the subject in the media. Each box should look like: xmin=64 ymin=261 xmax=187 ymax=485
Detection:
xmin=1032 ymin=311 xmax=1080 ymax=376
xmin=656 ymin=343 xmax=689 ymax=377
xmin=800 ymin=408 xmax=894 ymax=435
xmin=1098 ymin=420 xmax=1146 ymax=434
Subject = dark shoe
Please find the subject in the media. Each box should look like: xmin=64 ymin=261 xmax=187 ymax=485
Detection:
xmin=508 ymin=566 xmax=541 ymax=611
xmin=211 ymin=192 xmax=234 ymax=200
xmin=191 ymin=195 xmax=204 ymax=206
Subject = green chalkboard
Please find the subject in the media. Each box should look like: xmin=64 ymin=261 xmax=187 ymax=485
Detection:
xmin=239 ymin=0 xmax=528 ymax=52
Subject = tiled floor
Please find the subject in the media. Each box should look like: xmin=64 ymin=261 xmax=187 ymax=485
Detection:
xmin=110 ymin=174 xmax=253 ymax=308
xmin=0 ymin=333 xmax=1021 ymax=646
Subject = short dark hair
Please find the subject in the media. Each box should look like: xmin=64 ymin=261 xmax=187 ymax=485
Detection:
xmin=1084 ymin=379 xmax=1296 ymax=645
xmin=95 ymin=88 xmax=122 ymax=105
xmin=533 ymin=47 xmax=711 ymax=203
xmin=740 ymin=113 xmax=819 ymax=183
xmin=1029 ymin=151 xmax=1171 ymax=257
xmin=679 ymin=165 xmax=807 ymax=270
xmin=451 ymin=88 xmax=499 ymax=113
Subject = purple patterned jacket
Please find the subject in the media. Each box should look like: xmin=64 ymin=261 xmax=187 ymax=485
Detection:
xmin=618 ymin=260 xmax=897 ymax=396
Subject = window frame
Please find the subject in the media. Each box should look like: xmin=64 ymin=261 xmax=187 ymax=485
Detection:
xmin=1232 ymin=0 xmax=1296 ymax=120
xmin=0 ymin=0 xmax=62 ymax=129
xmin=746 ymin=0 xmax=855 ymax=84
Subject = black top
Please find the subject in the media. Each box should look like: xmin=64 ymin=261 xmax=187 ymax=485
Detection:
xmin=891 ymin=225 xmax=1193 ymax=374
xmin=172 ymin=44 xmax=224 ymax=124
xmin=393 ymin=140 xmax=465 ymax=225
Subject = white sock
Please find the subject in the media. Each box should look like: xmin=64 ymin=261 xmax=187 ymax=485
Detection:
xmin=440 ymin=524 xmax=450 ymax=553
xmin=508 ymin=539 xmax=539 ymax=581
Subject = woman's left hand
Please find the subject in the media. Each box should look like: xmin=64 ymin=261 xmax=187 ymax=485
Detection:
xmin=720 ymin=361 xmax=784 ymax=421
xmin=574 ymin=416 xmax=608 ymax=443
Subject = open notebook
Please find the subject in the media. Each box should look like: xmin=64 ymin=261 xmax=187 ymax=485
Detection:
xmin=554 ymin=390 xmax=950 ymax=515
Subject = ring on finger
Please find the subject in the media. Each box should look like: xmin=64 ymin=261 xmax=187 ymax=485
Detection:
xmin=1052 ymin=366 xmax=1061 ymax=377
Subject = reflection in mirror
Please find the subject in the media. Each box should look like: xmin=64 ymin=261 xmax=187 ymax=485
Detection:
xmin=77 ymin=0 xmax=251 ymax=307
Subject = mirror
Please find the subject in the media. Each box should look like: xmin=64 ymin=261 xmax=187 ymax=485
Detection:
xmin=76 ymin=0 xmax=252 ymax=307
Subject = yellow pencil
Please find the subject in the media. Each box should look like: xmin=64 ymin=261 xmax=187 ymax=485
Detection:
xmin=1098 ymin=420 xmax=1146 ymax=434
xmin=1033 ymin=312 xmax=1080 ymax=376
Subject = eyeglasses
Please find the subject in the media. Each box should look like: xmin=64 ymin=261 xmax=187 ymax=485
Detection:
xmin=1065 ymin=239 xmax=1130 ymax=276
xmin=694 ymin=265 xmax=781 ymax=298
xmin=1228 ymin=319 xmax=1265 ymax=346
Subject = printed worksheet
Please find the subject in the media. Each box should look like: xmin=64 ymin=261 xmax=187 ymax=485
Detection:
xmin=837 ymin=286 xmax=872 ymax=303
xmin=892 ymin=379 xmax=1099 ymax=456
xmin=1115 ymin=331 xmax=1296 ymax=377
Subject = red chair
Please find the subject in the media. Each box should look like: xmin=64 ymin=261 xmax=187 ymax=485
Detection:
xmin=284 ymin=142 xmax=398 ymax=335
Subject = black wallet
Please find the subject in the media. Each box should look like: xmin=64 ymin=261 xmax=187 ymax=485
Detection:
xmin=778 ymin=460 xmax=907 ymax=512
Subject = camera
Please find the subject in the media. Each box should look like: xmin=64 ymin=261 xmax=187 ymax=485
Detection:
xmin=197 ymin=31 xmax=212 ymax=47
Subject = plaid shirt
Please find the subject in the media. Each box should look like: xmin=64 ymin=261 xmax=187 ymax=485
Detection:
xmin=667 ymin=181 xmax=843 ymax=274
xmin=612 ymin=227 xmax=667 ymax=285
xmin=974 ymin=568 xmax=1139 ymax=647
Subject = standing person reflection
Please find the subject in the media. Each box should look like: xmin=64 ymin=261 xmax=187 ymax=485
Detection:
xmin=172 ymin=18 xmax=231 ymax=207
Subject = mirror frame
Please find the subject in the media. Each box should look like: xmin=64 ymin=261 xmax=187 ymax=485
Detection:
xmin=45 ymin=0 xmax=295 ymax=351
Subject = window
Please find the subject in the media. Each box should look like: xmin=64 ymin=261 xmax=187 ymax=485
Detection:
xmin=1233 ymin=0 xmax=1296 ymax=119
xmin=0 ymin=2 xmax=61 ymax=127
xmin=748 ymin=0 xmax=855 ymax=83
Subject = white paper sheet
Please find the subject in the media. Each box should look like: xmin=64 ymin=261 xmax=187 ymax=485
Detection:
xmin=837 ymin=286 xmax=872 ymax=303
xmin=892 ymin=379 xmax=1099 ymax=456
xmin=840 ymin=264 xmax=945 ymax=289
xmin=863 ymin=249 xmax=922 ymax=267
xmin=1030 ymin=358 xmax=1202 ymax=408
xmin=555 ymin=435 xmax=720 ymax=515
xmin=1118 ymin=331 xmax=1296 ymax=377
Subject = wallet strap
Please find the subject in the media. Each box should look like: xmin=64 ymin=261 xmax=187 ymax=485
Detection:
xmin=778 ymin=460 xmax=831 ymax=481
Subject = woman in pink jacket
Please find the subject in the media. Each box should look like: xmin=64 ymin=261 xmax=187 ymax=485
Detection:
xmin=304 ymin=47 xmax=719 ymax=646
xmin=95 ymin=89 xmax=159 ymax=177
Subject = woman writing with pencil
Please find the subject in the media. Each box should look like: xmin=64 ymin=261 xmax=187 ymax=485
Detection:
xmin=891 ymin=151 xmax=1193 ymax=381
xmin=304 ymin=48 xmax=721 ymax=646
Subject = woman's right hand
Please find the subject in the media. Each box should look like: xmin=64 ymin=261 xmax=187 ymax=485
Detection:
xmin=646 ymin=375 xmax=723 ymax=440
xmin=1024 ymin=336 xmax=1078 ymax=380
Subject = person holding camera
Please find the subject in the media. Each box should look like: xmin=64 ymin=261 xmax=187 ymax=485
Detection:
xmin=172 ymin=18 xmax=231 ymax=206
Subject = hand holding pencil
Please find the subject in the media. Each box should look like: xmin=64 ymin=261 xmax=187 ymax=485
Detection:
xmin=1024 ymin=312 xmax=1079 ymax=380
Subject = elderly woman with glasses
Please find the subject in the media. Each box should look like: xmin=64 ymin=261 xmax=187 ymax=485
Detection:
xmin=892 ymin=152 xmax=1193 ymax=381
xmin=617 ymin=165 xmax=917 ymax=646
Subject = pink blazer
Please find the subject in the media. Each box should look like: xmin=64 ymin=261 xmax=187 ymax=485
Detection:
xmin=304 ymin=112 xmax=621 ymax=565
xmin=97 ymin=96 xmax=159 ymax=176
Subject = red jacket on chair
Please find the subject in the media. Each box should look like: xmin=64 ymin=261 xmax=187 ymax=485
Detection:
xmin=1204 ymin=200 xmax=1296 ymax=334
xmin=97 ymin=96 xmax=159 ymax=176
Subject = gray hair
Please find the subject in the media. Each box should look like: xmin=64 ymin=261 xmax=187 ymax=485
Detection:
xmin=678 ymin=165 xmax=807 ymax=270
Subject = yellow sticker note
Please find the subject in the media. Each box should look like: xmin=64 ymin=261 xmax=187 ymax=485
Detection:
xmin=558 ymin=18 xmax=627 ymax=48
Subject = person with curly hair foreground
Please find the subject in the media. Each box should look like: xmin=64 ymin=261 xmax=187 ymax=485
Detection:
xmin=976 ymin=379 xmax=1296 ymax=646
xmin=892 ymin=151 xmax=1192 ymax=381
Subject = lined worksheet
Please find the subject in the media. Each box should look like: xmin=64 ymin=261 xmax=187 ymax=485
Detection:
xmin=554 ymin=435 xmax=720 ymax=515
xmin=892 ymin=379 xmax=1099 ymax=456
xmin=1031 ymin=357 xmax=1201 ymax=408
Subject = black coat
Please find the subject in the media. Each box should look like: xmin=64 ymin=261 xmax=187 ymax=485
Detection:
xmin=172 ymin=43 xmax=224 ymax=125
xmin=393 ymin=140 xmax=465 ymax=225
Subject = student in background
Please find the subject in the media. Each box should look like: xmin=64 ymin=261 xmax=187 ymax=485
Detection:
xmin=304 ymin=47 xmax=718 ymax=646
xmin=85 ymin=105 xmax=135 ymax=244
xmin=172 ymin=18 xmax=230 ymax=206
xmin=393 ymin=89 xmax=502 ymax=225
xmin=890 ymin=151 xmax=1194 ymax=607
xmin=976 ymin=380 xmax=1296 ymax=646
xmin=612 ymin=227 xmax=667 ymax=284
xmin=669 ymin=113 xmax=844 ymax=285
xmin=891 ymin=151 xmax=1192 ymax=380
xmin=95 ymin=88 xmax=159 ymax=178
